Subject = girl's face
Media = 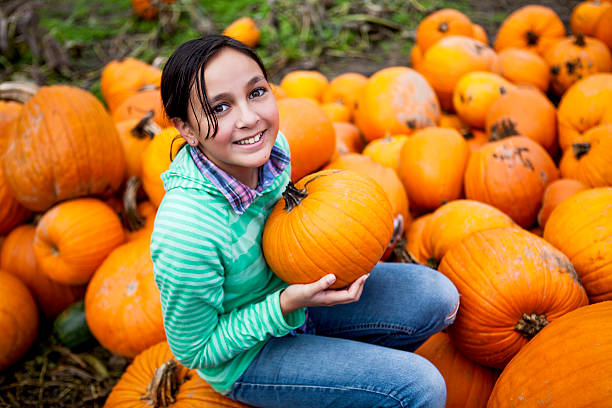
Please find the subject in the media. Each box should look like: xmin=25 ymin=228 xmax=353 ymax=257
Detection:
xmin=178 ymin=47 xmax=279 ymax=187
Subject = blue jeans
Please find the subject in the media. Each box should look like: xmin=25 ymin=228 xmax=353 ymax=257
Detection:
xmin=227 ymin=263 xmax=460 ymax=408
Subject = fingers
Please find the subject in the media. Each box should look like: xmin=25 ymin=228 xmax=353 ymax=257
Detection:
xmin=316 ymin=274 xmax=369 ymax=306
xmin=308 ymin=274 xmax=336 ymax=295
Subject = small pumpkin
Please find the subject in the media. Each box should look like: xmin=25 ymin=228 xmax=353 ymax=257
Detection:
xmin=464 ymin=136 xmax=559 ymax=228
xmin=498 ymin=48 xmax=550 ymax=92
xmin=33 ymin=198 xmax=126 ymax=285
xmin=116 ymin=112 xmax=162 ymax=180
xmin=279 ymin=70 xmax=329 ymax=103
xmin=321 ymin=72 xmax=368 ymax=120
xmin=594 ymin=6 xmax=612 ymax=49
xmin=111 ymin=88 xmax=172 ymax=128
xmin=53 ymin=300 xmax=94 ymax=349
xmin=398 ymin=127 xmax=470 ymax=211
xmin=320 ymin=102 xmax=351 ymax=123
xmin=105 ymin=341 xmax=252 ymax=407
xmin=415 ymin=332 xmax=498 ymax=408
xmin=361 ymin=134 xmax=409 ymax=174
xmin=488 ymin=301 xmax=612 ymax=407
xmin=559 ymin=124 xmax=612 ymax=187
xmin=263 ymin=170 xmax=394 ymax=289
xmin=439 ymin=226 xmax=588 ymax=369
xmin=131 ymin=0 xmax=175 ymax=20
xmin=0 ymin=271 xmax=38 ymax=370
xmin=537 ymin=178 xmax=588 ymax=227
xmin=494 ymin=5 xmax=566 ymax=55
xmin=570 ymin=1 xmax=612 ymax=37
xmin=544 ymin=187 xmax=612 ymax=302
xmin=416 ymin=9 xmax=474 ymax=52
xmin=354 ymin=66 xmax=440 ymax=141
xmin=472 ymin=24 xmax=489 ymax=45
xmin=222 ymin=17 xmax=261 ymax=48
xmin=395 ymin=213 xmax=433 ymax=265
xmin=141 ymin=127 xmax=183 ymax=207
xmin=100 ymin=58 xmax=162 ymax=112
xmin=331 ymin=122 xmax=364 ymax=157
xmin=85 ymin=238 xmax=165 ymax=358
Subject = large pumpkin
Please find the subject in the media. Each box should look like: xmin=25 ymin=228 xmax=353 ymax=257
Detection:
xmin=33 ymin=198 xmax=126 ymax=285
xmin=105 ymin=341 xmax=251 ymax=407
xmin=559 ymin=124 xmax=612 ymax=187
xmin=2 ymin=85 xmax=126 ymax=212
xmin=277 ymin=98 xmax=336 ymax=182
xmin=438 ymin=226 xmax=588 ymax=369
xmin=557 ymin=73 xmax=612 ymax=151
xmin=0 ymin=271 xmax=38 ymax=370
xmin=353 ymin=66 xmax=440 ymax=141
xmin=417 ymin=36 xmax=501 ymax=111
xmin=464 ymin=136 xmax=558 ymax=228
xmin=398 ymin=127 xmax=470 ymax=212
xmin=543 ymin=187 xmax=612 ymax=302
xmin=1 ymin=224 xmax=85 ymax=317
xmin=415 ymin=332 xmax=498 ymax=408
xmin=488 ymin=301 xmax=612 ymax=407
xmin=262 ymin=169 xmax=394 ymax=289
xmin=85 ymin=238 xmax=165 ymax=358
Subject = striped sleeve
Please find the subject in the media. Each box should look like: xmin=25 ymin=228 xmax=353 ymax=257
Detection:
xmin=150 ymin=190 xmax=301 ymax=370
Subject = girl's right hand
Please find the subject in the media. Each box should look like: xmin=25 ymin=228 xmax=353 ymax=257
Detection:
xmin=279 ymin=274 xmax=369 ymax=317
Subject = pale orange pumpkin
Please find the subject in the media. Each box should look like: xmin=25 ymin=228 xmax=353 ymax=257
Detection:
xmin=33 ymin=198 xmax=126 ymax=285
xmin=453 ymin=71 xmax=516 ymax=129
xmin=420 ymin=200 xmax=515 ymax=268
xmin=537 ymin=178 xmax=588 ymax=227
xmin=488 ymin=301 xmax=612 ymax=407
xmin=439 ymin=226 xmax=588 ymax=369
xmin=263 ymin=170 xmax=394 ymax=289
xmin=557 ymin=73 xmax=612 ymax=151
xmin=544 ymin=188 xmax=612 ymax=302
xmin=415 ymin=332 xmax=498 ymax=408
xmin=105 ymin=341 xmax=252 ymax=407
xmin=398 ymin=127 xmax=470 ymax=211
xmin=85 ymin=238 xmax=165 ymax=357
xmin=2 ymin=85 xmax=126 ymax=212
xmin=354 ymin=66 xmax=440 ymax=141
xmin=0 ymin=271 xmax=38 ymax=370
xmin=416 ymin=9 xmax=474 ymax=52
xmin=100 ymin=58 xmax=162 ymax=112
xmin=141 ymin=127 xmax=183 ymax=207
xmin=464 ymin=136 xmax=559 ymax=228
xmin=277 ymin=98 xmax=336 ymax=182
xmin=417 ymin=36 xmax=501 ymax=111
xmin=559 ymin=124 xmax=612 ymax=187
xmin=544 ymin=34 xmax=612 ymax=96
xmin=1 ymin=224 xmax=85 ymax=317
xmin=222 ymin=17 xmax=261 ymax=48
xmin=485 ymin=87 xmax=558 ymax=156
xmin=494 ymin=5 xmax=566 ymax=55
xmin=498 ymin=48 xmax=550 ymax=92
xmin=280 ymin=70 xmax=329 ymax=103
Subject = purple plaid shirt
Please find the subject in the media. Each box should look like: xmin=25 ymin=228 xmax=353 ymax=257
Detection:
xmin=188 ymin=135 xmax=290 ymax=215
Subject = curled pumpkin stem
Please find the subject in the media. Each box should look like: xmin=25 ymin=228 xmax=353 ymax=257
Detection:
xmin=514 ymin=313 xmax=549 ymax=339
xmin=572 ymin=142 xmax=590 ymax=160
xmin=0 ymin=81 xmax=39 ymax=103
xmin=282 ymin=171 xmax=340 ymax=212
xmin=123 ymin=176 xmax=146 ymax=232
xmin=140 ymin=360 xmax=184 ymax=408
xmin=131 ymin=110 xmax=162 ymax=139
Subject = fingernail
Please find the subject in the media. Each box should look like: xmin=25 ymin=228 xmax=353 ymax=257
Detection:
xmin=363 ymin=274 xmax=369 ymax=281
xmin=327 ymin=274 xmax=336 ymax=284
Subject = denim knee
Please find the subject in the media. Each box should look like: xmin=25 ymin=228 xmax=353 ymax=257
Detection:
xmin=405 ymin=355 xmax=447 ymax=408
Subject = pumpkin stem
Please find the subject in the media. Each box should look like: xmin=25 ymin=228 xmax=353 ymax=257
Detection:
xmin=393 ymin=238 xmax=425 ymax=265
xmin=514 ymin=313 xmax=549 ymax=339
xmin=574 ymin=32 xmax=586 ymax=47
xmin=461 ymin=129 xmax=475 ymax=140
xmin=123 ymin=176 xmax=146 ymax=232
xmin=0 ymin=81 xmax=39 ymax=103
xmin=489 ymin=118 xmax=520 ymax=141
xmin=438 ymin=21 xmax=449 ymax=33
xmin=140 ymin=360 xmax=185 ymax=408
xmin=131 ymin=110 xmax=162 ymax=140
xmin=282 ymin=182 xmax=309 ymax=212
xmin=572 ymin=142 xmax=590 ymax=160
xmin=526 ymin=30 xmax=539 ymax=46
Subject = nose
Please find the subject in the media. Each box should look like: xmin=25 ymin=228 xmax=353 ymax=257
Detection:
xmin=235 ymin=101 xmax=259 ymax=128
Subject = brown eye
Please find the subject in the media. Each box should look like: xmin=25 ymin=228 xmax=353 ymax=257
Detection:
xmin=249 ymin=88 xmax=265 ymax=98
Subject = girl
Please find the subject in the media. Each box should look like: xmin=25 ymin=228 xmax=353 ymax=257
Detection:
xmin=151 ymin=34 xmax=460 ymax=408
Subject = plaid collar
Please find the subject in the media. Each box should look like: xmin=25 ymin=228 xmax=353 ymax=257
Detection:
xmin=189 ymin=135 xmax=290 ymax=215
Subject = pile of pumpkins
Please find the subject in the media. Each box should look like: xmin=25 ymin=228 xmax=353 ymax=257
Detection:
xmin=0 ymin=2 xmax=611 ymax=407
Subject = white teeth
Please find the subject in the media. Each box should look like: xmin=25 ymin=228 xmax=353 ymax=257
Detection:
xmin=236 ymin=132 xmax=263 ymax=145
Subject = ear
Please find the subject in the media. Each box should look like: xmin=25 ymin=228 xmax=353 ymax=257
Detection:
xmin=171 ymin=117 xmax=199 ymax=146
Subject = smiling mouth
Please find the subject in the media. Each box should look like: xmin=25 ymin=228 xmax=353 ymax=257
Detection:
xmin=234 ymin=131 xmax=264 ymax=145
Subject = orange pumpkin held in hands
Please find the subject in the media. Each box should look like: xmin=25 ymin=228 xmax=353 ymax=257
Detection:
xmin=263 ymin=170 xmax=394 ymax=289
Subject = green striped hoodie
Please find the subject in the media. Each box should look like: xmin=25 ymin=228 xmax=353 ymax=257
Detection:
xmin=150 ymin=133 xmax=306 ymax=394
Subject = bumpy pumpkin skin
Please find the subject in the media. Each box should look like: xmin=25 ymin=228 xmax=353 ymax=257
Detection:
xmin=557 ymin=73 xmax=612 ymax=151
xmin=464 ymin=136 xmax=559 ymax=228
xmin=263 ymin=169 xmax=394 ymax=289
xmin=559 ymin=124 xmax=612 ymax=187
xmin=105 ymin=341 xmax=252 ymax=407
xmin=488 ymin=302 xmax=612 ymax=407
xmin=85 ymin=238 xmax=165 ymax=358
xmin=498 ymin=48 xmax=550 ymax=92
xmin=2 ymin=85 xmax=126 ymax=212
xmin=544 ymin=187 xmax=612 ymax=303
xmin=354 ymin=66 xmax=440 ymax=141
xmin=494 ymin=5 xmax=566 ymax=56
xmin=416 ymin=8 xmax=474 ymax=52
xmin=415 ymin=332 xmax=498 ymax=408
xmin=537 ymin=178 xmax=588 ymax=228
xmin=0 ymin=271 xmax=38 ymax=371
xmin=438 ymin=226 xmax=588 ymax=369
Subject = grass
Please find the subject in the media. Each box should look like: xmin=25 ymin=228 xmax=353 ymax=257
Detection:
xmin=3 ymin=0 xmax=473 ymax=101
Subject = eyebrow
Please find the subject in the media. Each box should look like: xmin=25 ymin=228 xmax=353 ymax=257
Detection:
xmin=208 ymin=75 xmax=266 ymax=104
